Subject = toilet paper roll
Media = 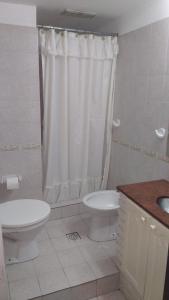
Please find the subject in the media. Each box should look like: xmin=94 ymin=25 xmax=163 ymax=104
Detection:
xmin=6 ymin=176 xmax=19 ymax=190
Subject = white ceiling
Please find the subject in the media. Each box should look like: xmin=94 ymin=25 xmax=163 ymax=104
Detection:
xmin=2 ymin=0 xmax=148 ymax=32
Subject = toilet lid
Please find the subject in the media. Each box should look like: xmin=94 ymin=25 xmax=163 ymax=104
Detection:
xmin=0 ymin=199 xmax=51 ymax=228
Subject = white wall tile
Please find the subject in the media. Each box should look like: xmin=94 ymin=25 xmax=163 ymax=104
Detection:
xmin=109 ymin=18 xmax=169 ymax=188
xmin=0 ymin=24 xmax=42 ymax=203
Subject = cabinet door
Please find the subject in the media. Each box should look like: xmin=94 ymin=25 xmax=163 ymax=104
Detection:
xmin=122 ymin=200 xmax=149 ymax=297
xmin=144 ymin=218 xmax=169 ymax=300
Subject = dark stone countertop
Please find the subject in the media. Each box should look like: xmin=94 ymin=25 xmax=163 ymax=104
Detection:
xmin=117 ymin=179 xmax=169 ymax=228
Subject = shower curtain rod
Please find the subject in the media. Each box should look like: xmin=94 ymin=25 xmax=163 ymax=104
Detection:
xmin=37 ymin=24 xmax=118 ymax=37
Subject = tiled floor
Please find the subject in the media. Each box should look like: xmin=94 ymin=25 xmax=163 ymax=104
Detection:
xmin=6 ymin=214 xmax=121 ymax=300
xmin=90 ymin=291 xmax=125 ymax=299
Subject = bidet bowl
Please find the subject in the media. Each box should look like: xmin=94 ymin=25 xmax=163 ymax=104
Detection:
xmin=83 ymin=190 xmax=120 ymax=214
xmin=82 ymin=190 xmax=120 ymax=241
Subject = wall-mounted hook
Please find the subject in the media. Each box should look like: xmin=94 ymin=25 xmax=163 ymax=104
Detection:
xmin=112 ymin=119 xmax=120 ymax=128
xmin=155 ymin=128 xmax=166 ymax=139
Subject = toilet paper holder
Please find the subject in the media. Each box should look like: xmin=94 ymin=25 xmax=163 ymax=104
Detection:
xmin=1 ymin=175 xmax=22 ymax=185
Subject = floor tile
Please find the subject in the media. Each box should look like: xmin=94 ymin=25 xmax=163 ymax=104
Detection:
xmin=80 ymin=213 xmax=91 ymax=223
xmin=62 ymin=215 xmax=83 ymax=224
xmin=79 ymin=244 xmax=110 ymax=263
xmin=38 ymin=239 xmax=56 ymax=256
xmin=8 ymin=214 xmax=120 ymax=300
xmin=90 ymin=258 xmax=118 ymax=279
xmin=100 ymin=241 xmax=117 ymax=259
xmin=98 ymin=291 xmax=125 ymax=300
xmin=57 ymin=247 xmax=86 ymax=268
xmin=55 ymin=207 xmax=63 ymax=220
xmin=71 ymin=281 xmax=97 ymax=300
xmin=6 ymin=261 xmax=35 ymax=282
xmin=46 ymin=220 xmax=66 ymax=238
xmin=33 ymin=253 xmax=62 ymax=276
xmin=9 ymin=277 xmax=41 ymax=300
xmin=51 ymin=235 xmax=78 ymax=251
xmin=77 ymin=236 xmax=101 ymax=247
xmin=61 ymin=203 xmax=80 ymax=218
xmin=63 ymin=217 xmax=88 ymax=235
xmin=37 ymin=228 xmax=49 ymax=242
xmin=64 ymin=262 xmax=96 ymax=286
xmin=38 ymin=269 xmax=70 ymax=295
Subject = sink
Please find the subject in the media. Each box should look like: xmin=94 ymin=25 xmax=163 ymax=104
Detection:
xmin=157 ymin=197 xmax=169 ymax=213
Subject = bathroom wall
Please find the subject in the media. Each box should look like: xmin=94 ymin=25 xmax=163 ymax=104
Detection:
xmin=0 ymin=2 xmax=36 ymax=27
xmin=0 ymin=24 xmax=42 ymax=201
xmin=108 ymin=17 xmax=169 ymax=188
xmin=100 ymin=0 xmax=169 ymax=35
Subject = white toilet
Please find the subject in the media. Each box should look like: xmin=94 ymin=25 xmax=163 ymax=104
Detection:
xmin=83 ymin=190 xmax=120 ymax=241
xmin=0 ymin=199 xmax=50 ymax=264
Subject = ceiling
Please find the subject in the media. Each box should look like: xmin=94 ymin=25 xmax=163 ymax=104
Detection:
xmin=2 ymin=0 xmax=147 ymax=32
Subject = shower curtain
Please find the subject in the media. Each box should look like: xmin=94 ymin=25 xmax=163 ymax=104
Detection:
xmin=40 ymin=29 xmax=118 ymax=207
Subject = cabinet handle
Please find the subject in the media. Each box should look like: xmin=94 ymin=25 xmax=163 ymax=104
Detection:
xmin=150 ymin=224 xmax=156 ymax=230
xmin=141 ymin=216 xmax=146 ymax=222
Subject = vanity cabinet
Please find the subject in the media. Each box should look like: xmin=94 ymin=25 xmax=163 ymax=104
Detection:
xmin=144 ymin=217 xmax=169 ymax=300
xmin=118 ymin=193 xmax=169 ymax=300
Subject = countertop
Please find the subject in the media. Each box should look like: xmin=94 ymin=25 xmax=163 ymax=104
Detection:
xmin=117 ymin=179 xmax=169 ymax=228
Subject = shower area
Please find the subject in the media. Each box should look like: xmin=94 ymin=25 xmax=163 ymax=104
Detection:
xmin=39 ymin=26 xmax=119 ymax=210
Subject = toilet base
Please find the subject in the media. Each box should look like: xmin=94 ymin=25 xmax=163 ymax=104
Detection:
xmin=88 ymin=215 xmax=118 ymax=242
xmin=4 ymin=237 xmax=39 ymax=264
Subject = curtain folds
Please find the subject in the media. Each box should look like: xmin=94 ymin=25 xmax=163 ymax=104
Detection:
xmin=40 ymin=29 xmax=118 ymax=207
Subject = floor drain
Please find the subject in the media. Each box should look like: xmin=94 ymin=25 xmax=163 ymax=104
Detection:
xmin=112 ymin=233 xmax=117 ymax=240
xmin=66 ymin=232 xmax=81 ymax=240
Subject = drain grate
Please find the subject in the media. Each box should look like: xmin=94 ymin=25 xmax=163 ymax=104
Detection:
xmin=112 ymin=233 xmax=118 ymax=240
xmin=66 ymin=232 xmax=81 ymax=240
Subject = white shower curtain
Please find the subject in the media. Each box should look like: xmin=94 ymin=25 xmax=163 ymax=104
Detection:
xmin=40 ymin=29 xmax=118 ymax=207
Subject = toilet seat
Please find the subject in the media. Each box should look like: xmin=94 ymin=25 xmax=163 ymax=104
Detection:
xmin=83 ymin=190 xmax=120 ymax=211
xmin=0 ymin=199 xmax=50 ymax=229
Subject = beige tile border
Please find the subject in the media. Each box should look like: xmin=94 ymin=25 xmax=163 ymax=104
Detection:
xmin=112 ymin=138 xmax=169 ymax=163
xmin=0 ymin=144 xmax=41 ymax=152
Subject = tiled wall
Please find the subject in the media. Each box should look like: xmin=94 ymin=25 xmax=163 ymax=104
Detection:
xmin=0 ymin=24 xmax=42 ymax=201
xmin=108 ymin=17 xmax=169 ymax=188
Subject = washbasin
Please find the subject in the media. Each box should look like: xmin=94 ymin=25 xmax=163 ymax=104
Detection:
xmin=157 ymin=197 xmax=169 ymax=214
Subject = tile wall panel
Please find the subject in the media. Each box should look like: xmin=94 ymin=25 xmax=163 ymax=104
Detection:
xmin=108 ymin=18 xmax=169 ymax=188
xmin=0 ymin=24 xmax=42 ymax=201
